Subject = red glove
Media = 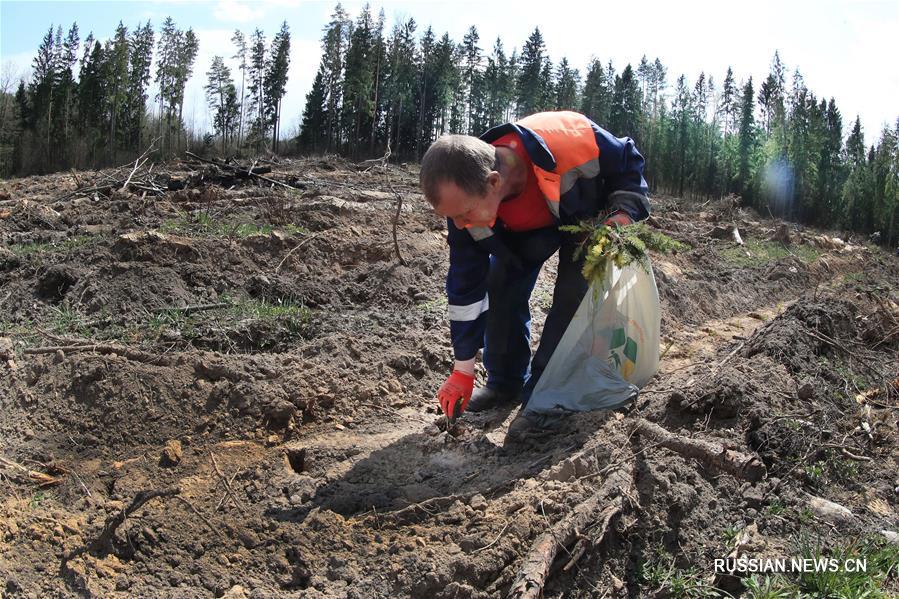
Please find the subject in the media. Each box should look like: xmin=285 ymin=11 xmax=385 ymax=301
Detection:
xmin=437 ymin=370 xmax=474 ymax=419
xmin=603 ymin=211 xmax=633 ymax=227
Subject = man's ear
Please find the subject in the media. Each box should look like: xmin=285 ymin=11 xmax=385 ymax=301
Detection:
xmin=486 ymin=170 xmax=502 ymax=192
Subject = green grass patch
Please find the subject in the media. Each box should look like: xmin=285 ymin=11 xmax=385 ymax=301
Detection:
xmin=719 ymin=239 xmax=821 ymax=267
xmin=9 ymin=235 xmax=102 ymax=256
xmin=638 ymin=547 xmax=721 ymax=598
xmin=741 ymin=575 xmax=796 ymax=599
xmin=230 ymin=297 xmax=311 ymax=322
xmin=740 ymin=536 xmax=898 ymax=598
xmin=795 ymin=534 xmax=899 ymax=598
xmin=141 ymin=296 xmax=312 ymax=341
xmin=766 ymin=499 xmax=786 ymax=517
xmin=159 ymin=212 xmax=308 ymax=239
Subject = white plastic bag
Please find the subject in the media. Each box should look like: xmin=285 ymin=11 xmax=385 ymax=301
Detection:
xmin=525 ymin=261 xmax=660 ymax=415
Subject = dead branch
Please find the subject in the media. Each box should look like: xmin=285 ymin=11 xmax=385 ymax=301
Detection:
xmin=508 ymin=461 xmax=634 ymax=599
xmin=634 ymin=418 xmax=766 ymax=481
xmin=23 ymin=343 xmax=174 ymax=366
xmin=366 ymin=494 xmax=464 ymax=526
xmin=184 ymin=151 xmax=295 ymax=191
xmin=0 ymin=455 xmax=63 ymax=487
xmin=121 ymin=137 xmax=161 ymax=192
xmin=209 ymin=450 xmax=246 ymax=514
xmin=370 ymin=140 xmax=406 ymax=266
xmin=472 ymin=522 xmax=512 ymax=554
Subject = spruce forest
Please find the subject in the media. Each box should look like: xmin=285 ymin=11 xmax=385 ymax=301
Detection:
xmin=1 ymin=4 xmax=897 ymax=243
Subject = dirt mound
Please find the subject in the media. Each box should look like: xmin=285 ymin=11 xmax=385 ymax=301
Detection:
xmin=742 ymin=298 xmax=858 ymax=375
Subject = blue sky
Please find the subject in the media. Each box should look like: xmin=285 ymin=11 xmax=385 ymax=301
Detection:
xmin=2 ymin=0 xmax=897 ymax=143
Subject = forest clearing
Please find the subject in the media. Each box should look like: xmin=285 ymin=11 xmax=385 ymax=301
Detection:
xmin=0 ymin=154 xmax=897 ymax=597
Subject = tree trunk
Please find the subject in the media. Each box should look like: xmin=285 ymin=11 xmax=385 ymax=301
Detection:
xmin=369 ymin=48 xmax=381 ymax=155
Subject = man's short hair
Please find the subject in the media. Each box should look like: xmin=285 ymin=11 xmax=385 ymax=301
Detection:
xmin=419 ymin=135 xmax=497 ymax=207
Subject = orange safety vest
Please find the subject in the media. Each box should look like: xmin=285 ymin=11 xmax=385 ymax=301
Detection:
xmin=468 ymin=111 xmax=601 ymax=241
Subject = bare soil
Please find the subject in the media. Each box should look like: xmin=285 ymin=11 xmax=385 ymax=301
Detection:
xmin=1 ymin=157 xmax=897 ymax=598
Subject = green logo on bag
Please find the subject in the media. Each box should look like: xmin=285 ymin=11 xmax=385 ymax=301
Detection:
xmin=609 ymin=327 xmax=638 ymax=379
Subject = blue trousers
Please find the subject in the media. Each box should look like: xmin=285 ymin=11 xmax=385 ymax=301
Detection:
xmin=483 ymin=226 xmax=589 ymax=405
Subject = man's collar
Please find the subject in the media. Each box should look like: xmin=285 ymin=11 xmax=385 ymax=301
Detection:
xmin=479 ymin=122 xmax=556 ymax=173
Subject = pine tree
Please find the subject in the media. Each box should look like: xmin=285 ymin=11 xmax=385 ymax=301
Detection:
xmin=609 ymin=64 xmax=642 ymax=141
xmin=247 ymin=28 xmax=267 ymax=147
xmin=736 ymin=77 xmax=757 ymax=204
xmin=342 ymin=6 xmax=375 ymax=156
xmin=299 ymin=66 xmax=328 ymax=152
xmin=671 ymin=75 xmax=692 ymax=197
xmin=154 ymin=17 xmax=197 ymax=153
xmin=320 ymin=4 xmax=352 ymax=151
xmin=516 ymin=28 xmax=545 ymax=117
xmin=382 ymin=17 xmax=418 ymax=153
xmin=719 ymin=66 xmax=737 ymax=137
xmin=637 ymin=55 xmax=651 ymax=113
xmin=414 ymin=26 xmax=438 ymax=156
xmin=460 ymin=26 xmax=482 ymax=135
xmin=174 ymin=29 xmax=199 ymax=150
xmin=580 ymin=58 xmax=607 ymax=125
xmin=537 ymin=56 xmax=554 ymax=112
xmin=77 ymin=37 xmax=105 ymax=147
xmin=29 ymin=26 xmax=57 ymax=156
xmin=368 ymin=9 xmax=386 ymax=154
xmin=57 ymin=23 xmax=79 ymax=148
xmin=104 ymin=22 xmax=130 ymax=153
xmin=265 ymin=21 xmax=291 ymax=151
xmin=846 ymin=116 xmax=865 ymax=166
xmin=481 ymin=38 xmax=510 ymax=129
xmin=231 ymin=30 xmax=248 ymax=148
xmin=205 ymin=55 xmax=239 ymax=151
xmin=842 ymin=116 xmax=874 ymax=232
xmin=555 ymin=57 xmax=580 ymax=111
xmin=758 ymin=74 xmax=776 ymax=134
xmin=124 ymin=21 xmax=154 ymax=151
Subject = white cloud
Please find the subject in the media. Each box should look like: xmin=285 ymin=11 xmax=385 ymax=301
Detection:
xmin=213 ymin=0 xmax=265 ymax=23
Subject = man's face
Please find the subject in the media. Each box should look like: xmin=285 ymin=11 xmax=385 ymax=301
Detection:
xmin=432 ymin=177 xmax=501 ymax=230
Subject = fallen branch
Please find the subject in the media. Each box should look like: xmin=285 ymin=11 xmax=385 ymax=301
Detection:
xmin=472 ymin=522 xmax=512 ymax=554
xmin=368 ymin=494 xmax=463 ymax=526
xmin=23 ymin=343 xmax=173 ymax=366
xmin=634 ymin=418 xmax=766 ymax=481
xmin=508 ymin=461 xmax=634 ymax=599
xmin=821 ymin=443 xmax=873 ymax=462
xmin=209 ymin=450 xmax=246 ymax=514
xmin=184 ymin=151 xmax=295 ymax=190
xmin=0 ymin=455 xmax=63 ymax=487
xmin=121 ymin=137 xmax=161 ymax=192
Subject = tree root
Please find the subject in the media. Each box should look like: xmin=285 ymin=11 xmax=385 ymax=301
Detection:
xmin=0 ymin=455 xmax=63 ymax=487
xmin=508 ymin=461 xmax=634 ymax=599
xmin=23 ymin=343 xmax=175 ymax=366
xmin=634 ymin=418 xmax=766 ymax=481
